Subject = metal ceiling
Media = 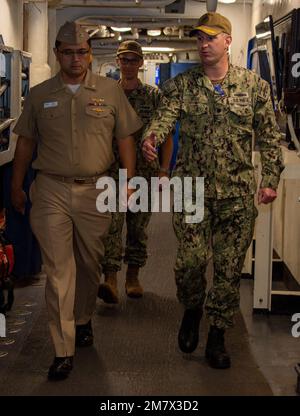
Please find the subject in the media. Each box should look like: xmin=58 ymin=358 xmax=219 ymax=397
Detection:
xmin=50 ymin=0 xmax=253 ymax=57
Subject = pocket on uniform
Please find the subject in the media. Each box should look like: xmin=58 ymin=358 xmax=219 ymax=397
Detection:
xmin=184 ymin=102 xmax=208 ymax=136
xmin=187 ymin=102 xmax=208 ymax=116
xmin=39 ymin=107 xmax=65 ymax=119
xmin=229 ymin=103 xmax=253 ymax=134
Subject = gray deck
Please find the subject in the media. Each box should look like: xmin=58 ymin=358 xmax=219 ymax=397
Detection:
xmin=0 ymin=211 xmax=297 ymax=396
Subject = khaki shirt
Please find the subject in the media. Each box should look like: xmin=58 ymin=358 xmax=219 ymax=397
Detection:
xmin=14 ymin=70 xmax=143 ymax=176
xmin=143 ymin=65 xmax=284 ymax=199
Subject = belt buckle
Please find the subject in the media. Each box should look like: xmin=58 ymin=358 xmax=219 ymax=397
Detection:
xmin=74 ymin=178 xmax=86 ymax=184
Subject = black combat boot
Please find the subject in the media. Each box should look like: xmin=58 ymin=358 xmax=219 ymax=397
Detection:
xmin=48 ymin=356 xmax=73 ymax=381
xmin=178 ymin=308 xmax=203 ymax=353
xmin=205 ymin=325 xmax=231 ymax=369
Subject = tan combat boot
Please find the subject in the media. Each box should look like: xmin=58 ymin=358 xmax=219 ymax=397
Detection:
xmin=125 ymin=265 xmax=143 ymax=298
xmin=98 ymin=272 xmax=119 ymax=304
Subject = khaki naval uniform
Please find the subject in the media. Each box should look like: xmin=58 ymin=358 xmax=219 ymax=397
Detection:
xmin=143 ymin=64 xmax=284 ymax=329
xmin=14 ymin=69 xmax=142 ymax=356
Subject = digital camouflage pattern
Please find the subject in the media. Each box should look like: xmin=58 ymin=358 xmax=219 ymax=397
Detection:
xmin=143 ymin=64 xmax=284 ymax=199
xmin=142 ymin=64 xmax=284 ymax=328
xmin=103 ymin=81 xmax=161 ymax=272
xmin=110 ymin=80 xmax=162 ymax=180
xmin=102 ymin=191 xmax=152 ymax=272
xmin=173 ymin=195 xmax=257 ymax=328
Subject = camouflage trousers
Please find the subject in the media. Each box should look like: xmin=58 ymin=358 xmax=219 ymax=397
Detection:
xmin=173 ymin=195 xmax=257 ymax=329
xmin=102 ymin=162 xmax=158 ymax=273
xmin=102 ymin=209 xmax=152 ymax=273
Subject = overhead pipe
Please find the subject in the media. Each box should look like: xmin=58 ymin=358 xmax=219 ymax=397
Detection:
xmin=92 ymin=34 xmax=194 ymax=44
xmin=78 ymin=15 xmax=198 ymax=28
xmin=82 ymin=21 xmax=196 ymax=29
xmin=49 ymin=0 xmax=177 ymax=9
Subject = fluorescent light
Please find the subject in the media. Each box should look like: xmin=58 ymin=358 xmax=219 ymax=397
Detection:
xmin=219 ymin=0 xmax=236 ymax=3
xmin=147 ymin=29 xmax=161 ymax=37
xmin=142 ymin=47 xmax=175 ymax=52
xmin=111 ymin=27 xmax=131 ymax=32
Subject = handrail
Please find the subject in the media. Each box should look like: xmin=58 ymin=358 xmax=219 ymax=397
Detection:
xmin=0 ymin=118 xmax=15 ymax=134
xmin=0 ymin=83 xmax=8 ymax=98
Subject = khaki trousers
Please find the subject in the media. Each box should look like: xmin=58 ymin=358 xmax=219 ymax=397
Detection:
xmin=30 ymin=174 xmax=111 ymax=356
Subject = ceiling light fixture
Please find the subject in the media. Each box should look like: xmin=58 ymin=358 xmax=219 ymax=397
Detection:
xmin=142 ymin=47 xmax=175 ymax=52
xmin=147 ymin=29 xmax=161 ymax=37
xmin=111 ymin=27 xmax=131 ymax=32
xmin=218 ymin=0 xmax=236 ymax=3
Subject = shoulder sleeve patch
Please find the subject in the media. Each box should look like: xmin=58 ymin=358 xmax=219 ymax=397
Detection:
xmin=162 ymin=78 xmax=178 ymax=96
xmin=257 ymin=79 xmax=271 ymax=102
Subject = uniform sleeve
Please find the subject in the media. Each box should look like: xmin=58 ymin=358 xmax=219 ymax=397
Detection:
xmin=253 ymin=79 xmax=284 ymax=190
xmin=152 ymin=87 xmax=163 ymax=109
xmin=114 ymin=84 xmax=143 ymax=139
xmin=13 ymin=92 xmax=38 ymax=140
xmin=142 ymin=76 xmax=182 ymax=146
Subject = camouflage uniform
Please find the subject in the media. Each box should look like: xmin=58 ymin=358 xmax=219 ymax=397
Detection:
xmin=143 ymin=64 xmax=284 ymax=329
xmin=102 ymin=81 xmax=161 ymax=272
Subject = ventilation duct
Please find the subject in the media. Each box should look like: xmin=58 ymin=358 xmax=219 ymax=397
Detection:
xmin=206 ymin=0 xmax=218 ymax=12
xmin=165 ymin=0 xmax=185 ymax=14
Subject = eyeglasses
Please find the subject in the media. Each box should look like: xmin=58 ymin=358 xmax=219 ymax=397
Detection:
xmin=57 ymin=49 xmax=90 ymax=56
xmin=118 ymin=57 xmax=141 ymax=65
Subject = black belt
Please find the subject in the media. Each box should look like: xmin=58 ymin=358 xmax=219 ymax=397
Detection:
xmin=41 ymin=172 xmax=105 ymax=184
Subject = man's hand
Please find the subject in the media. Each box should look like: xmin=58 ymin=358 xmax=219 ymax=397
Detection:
xmin=11 ymin=188 xmax=27 ymax=214
xmin=142 ymin=132 xmax=157 ymax=162
xmin=258 ymin=187 xmax=277 ymax=205
xmin=11 ymin=135 xmax=35 ymax=215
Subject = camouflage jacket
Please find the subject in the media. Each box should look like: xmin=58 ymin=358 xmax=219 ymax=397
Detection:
xmin=142 ymin=64 xmax=284 ymax=199
xmin=111 ymin=80 xmax=161 ymax=179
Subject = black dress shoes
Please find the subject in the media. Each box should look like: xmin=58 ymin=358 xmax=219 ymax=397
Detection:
xmin=48 ymin=356 xmax=73 ymax=381
xmin=75 ymin=320 xmax=93 ymax=347
xmin=205 ymin=325 xmax=231 ymax=369
xmin=178 ymin=308 xmax=203 ymax=353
